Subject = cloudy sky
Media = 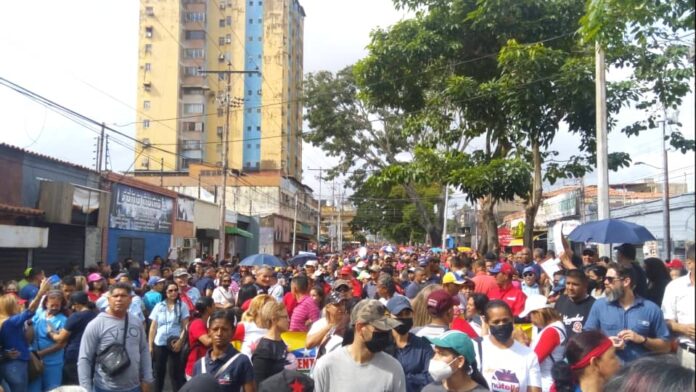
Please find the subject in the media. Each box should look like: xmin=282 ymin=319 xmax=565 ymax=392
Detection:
xmin=0 ymin=0 xmax=693 ymax=202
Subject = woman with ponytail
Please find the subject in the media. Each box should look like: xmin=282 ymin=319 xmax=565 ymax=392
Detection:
xmin=550 ymin=331 xmax=620 ymax=392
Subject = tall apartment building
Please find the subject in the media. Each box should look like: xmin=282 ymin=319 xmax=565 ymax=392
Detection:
xmin=135 ymin=0 xmax=305 ymax=179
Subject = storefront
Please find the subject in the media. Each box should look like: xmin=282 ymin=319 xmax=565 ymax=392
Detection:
xmin=105 ymin=178 xmax=176 ymax=264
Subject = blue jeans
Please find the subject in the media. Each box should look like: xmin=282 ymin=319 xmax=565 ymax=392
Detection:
xmin=0 ymin=359 xmax=28 ymax=392
xmin=28 ymin=362 xmax=63 ymax=392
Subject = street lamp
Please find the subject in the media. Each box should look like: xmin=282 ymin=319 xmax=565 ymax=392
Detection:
xmin=635 ymin=108 xmax=678 ymax=260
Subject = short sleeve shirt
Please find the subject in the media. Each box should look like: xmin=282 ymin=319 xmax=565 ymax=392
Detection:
xmin=193 ymin=345 xmax=254 ymax=392
xmin=661 ymin=272 xmax=695 ymax=345
xmin=186 ymin=318 xmax=209 ymax=376
xmin=64 ymin=310 xmax=97 ymax=362
xmin=32 ymin=312 xmax=68 ymax=366
xmin=149 ymin=301 xmax=189 ymax=346
xmin=479 ymin=337 xmax=541 ymax=392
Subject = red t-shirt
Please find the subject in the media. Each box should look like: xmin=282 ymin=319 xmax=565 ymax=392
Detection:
xmin=488 ymin=284 xmax=527 ymax=317
xmin=185 ymin=318 xmax=208 ymax=376
xmin=471 ymin=272 xmax=498 ymax=297
xmin=350 ymin=278 xmax=362 ymax=298
xmin=283 ymin=292 xmax=298 ymax=318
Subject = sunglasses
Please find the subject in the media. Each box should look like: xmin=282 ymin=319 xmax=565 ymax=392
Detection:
xmin=604 ymin=276 xmax=623 ymax=284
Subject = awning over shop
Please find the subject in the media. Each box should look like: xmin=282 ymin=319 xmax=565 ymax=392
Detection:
xmin=226 ymin=226 xmax=253 ymax=239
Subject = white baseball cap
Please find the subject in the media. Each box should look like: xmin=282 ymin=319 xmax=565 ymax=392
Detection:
xmin=519 ymin=294 xmax=552 ymax=318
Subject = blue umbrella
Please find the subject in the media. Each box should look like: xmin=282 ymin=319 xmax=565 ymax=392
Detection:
xmin=239 ymin=253 xmax=286 ymax=268
xmin=567 ymin=219 xmax=656 ymax=244
xmin=430 ymin=247 xmax=443 ymax=253
xmin=289 ymin=253 xmax=317 ymax=266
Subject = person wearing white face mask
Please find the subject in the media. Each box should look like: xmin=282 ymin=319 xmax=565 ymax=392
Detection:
xmin=422 ymin=330 xmax=489 ymax=391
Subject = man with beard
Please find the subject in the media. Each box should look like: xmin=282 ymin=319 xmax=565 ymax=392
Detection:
xmin=212 ymin=273 xmax=235 ymax=309
xmin=554 ymin=269 xmax=595 ymax=339
xmin=386 ymin=296 xmax=433 ymax=392
xmin=584 ymin=263 xmax=670 ymax=363
xmin=313 ymin=299 xmax=406 ymax=392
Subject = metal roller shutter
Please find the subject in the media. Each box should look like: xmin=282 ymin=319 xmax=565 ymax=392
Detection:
xmin=0 ymin=248 xmax=29 ymax=282
xmin=33 ymin=224 xmax=85 ymax=276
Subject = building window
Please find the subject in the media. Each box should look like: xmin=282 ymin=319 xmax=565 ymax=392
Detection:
xmin=258 ymin=1 xmax=262 ymax=5
xmin=184 ymin=12 xmax=205 ymax=23
xmin=183 ymin=48 xmax=204 ymax=58
xmin=226 ymin=34 xmax=232 ymax=44
xmin=257 ymin=108 xmax=261 ymax=113
xmin=217 ymin=108 xmax=224 ymax=117
xmin=258 ymin=36 xmax=262 ymax=41
xmin=248 ymin=36 xmax=253 ymax=42
xmin=219 ymin=19 xmax=225 ymax=27
xmin=247 ymin=89 xmax=252 ymax=96
xmin=143 ymin=100 xmax=151 ymax=109
xmin=143 ymin=119 xmax=150 ymax=128
xmin=144 ymin=63 xmax=151 ymax=71
xmin=258 ymin=18 xmax=262 ymax=23
xmin=247 ymin=126 xmax=251 ymax=131
xmin=249 ymin=19 xmax=253 ymax=24
xmin=249 ymin=1 xmax=253 ymax=5
xmin=256 ymin=144 xmax=260 ymax=149
xmin=226 ymin=16 xmax=232 ymax=26
xmin=219 ymin=36 xmax=225 ymax=46
xmin=145 ymin=6 xmax=154 ymax=16
xmin=145 ymin=26 xmax=153 ymax=38
xmin=217 ymin=126 xmax=223 ymax=136
xmin=247 ymin=108 xmax=252 ymax=113
xmin=185 ymin=30 xmax=205 ymax=40
xmin=144 ymin=44 xmax=152 ymax=54
xmin=256 ymin=126 xmax=261 ymax=131
xmin=183 ymin=66 xmax=198 ymax=76
xmin=183 ymin=103 xmax=203 ymax=114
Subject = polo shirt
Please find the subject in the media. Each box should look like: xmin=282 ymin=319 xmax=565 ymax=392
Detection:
xmin=289 ymin=295 xmax=320 ymax=332
xmin=388 ymin=333 xmax=434 ymax=392
xmin=192 ymin=345 xmax=254 ymax=392
xmin=489 ymin=284 xmax=527 ymax=317
xmin=661 ymin=272 xmax=695 ymax=346
xmin=584 ymin=296 xmax=670 ymax=363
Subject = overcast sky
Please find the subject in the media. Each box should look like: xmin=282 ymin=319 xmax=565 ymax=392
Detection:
xmin=0 ymin=0 xmax=693 ymax=202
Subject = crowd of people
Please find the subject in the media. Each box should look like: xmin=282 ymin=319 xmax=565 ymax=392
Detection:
xmin=0 ymin=241 xmax=693 ymax=392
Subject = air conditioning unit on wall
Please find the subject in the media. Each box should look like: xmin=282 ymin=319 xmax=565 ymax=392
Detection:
xmin=182 ymin=238 xmax=198 ymax=248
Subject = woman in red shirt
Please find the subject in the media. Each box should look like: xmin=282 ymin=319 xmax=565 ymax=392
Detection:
xmin=185 ymin=296 xmax=215 ymax=380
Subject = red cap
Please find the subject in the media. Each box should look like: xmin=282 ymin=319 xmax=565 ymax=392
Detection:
xmin=340 ymin=266 xmax=353 ymax=276
xmin=426 ymin=289 xmax=460 ymax=315
xmin=666 ymin=259 xmax=684 ymax=270
xmin=490 ymin=262 xmax=515 ymax=276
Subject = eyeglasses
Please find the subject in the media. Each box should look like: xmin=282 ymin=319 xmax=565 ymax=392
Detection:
xmin=604 ymin=276 xmax=622 ymax=284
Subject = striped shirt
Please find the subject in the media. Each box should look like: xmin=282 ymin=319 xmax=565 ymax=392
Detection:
xmin=289 ymin=295 xmax=320 ymax=332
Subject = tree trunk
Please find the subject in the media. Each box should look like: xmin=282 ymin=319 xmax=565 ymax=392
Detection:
xmin=403 ymin=182 xmax=442 ymax=246
xmin=524 ymin=141 xmax=543 ymax=248
xmin=478 ymin=195 xmax=499 ymax=254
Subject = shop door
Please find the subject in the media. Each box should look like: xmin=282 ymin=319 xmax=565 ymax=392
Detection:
xmin=116 ymin=237 xmax=145 ymax=263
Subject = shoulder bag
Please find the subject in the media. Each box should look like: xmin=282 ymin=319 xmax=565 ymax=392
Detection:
xmin=96 ymin=314 xmax=131 ymax=376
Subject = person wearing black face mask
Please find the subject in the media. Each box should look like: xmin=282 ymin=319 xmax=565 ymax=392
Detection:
xmin=385 ymin=296 xmax=434 ymax=392
xmin=479 ymin=300 xmax=542 ymax=392
xmin=313 ymin=299 xmax=407 ymax=392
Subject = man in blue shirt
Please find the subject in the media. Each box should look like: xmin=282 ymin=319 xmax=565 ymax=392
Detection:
xmin=584 ymin=262 xmax=670 ymax=363
xmin=19 ymin=268 xmax=44 ymax=302
xmin=385 ymin=295 xmax=433 ymax=392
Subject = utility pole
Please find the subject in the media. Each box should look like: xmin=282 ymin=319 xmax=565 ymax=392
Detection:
xmin=660 ymin=113 xmax=674 ymax=260
xmin=331 ymin=179 xmax=336 ymax=252
xmin=160 ymin=158 xmax=164 ymax=187
xmin=97 ymin=122 xmax=105 ymax=173
xmin=317 ymin=168 xmax=322 ymax=250
xmin=579 ymin=176 xmax=586 ymax=223
xmin=595 ymin=43 xmax=611 ymax=258
xmin=198 ymin=63 xmax=258 ymax=262
xmin=292 ymin=193 xmax=298 ymax=256
xmin=338 ymin=189 xmax=343 ymax=252
xmin=442 ymin=185 xmax=449 ymax=251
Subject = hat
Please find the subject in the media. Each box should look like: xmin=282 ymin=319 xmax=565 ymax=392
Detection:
xmin=180 ymin=374 xmax=222 ymax=392
xmin=489 ymin=262 xmax=515 ymax=276
xmin=666 ymin=259 xmax=684 ymax=270
xmin=386 ymin=295 xmax=412 ymax=315
xmin=340 ymin=265 xmax=353 ymax=276
xmin=426 ymin=289 xmax=460 ymax=315
xmin=350 ymin=299 xmax=402 ymax=331
xmin=326 ymin=291 xmax=347 ymax=305
xmin=442 ymin=272 xmax=465 ymax=285
xmin=552 ymin=276 xmax=566 ymax=293
xmin=582 ymin=248 xmax=595 ymax=256
xmin=173 ymin=268 xmax=190 ymax=278
xmin=305 ymin=260 xmax=318 ymax=267
xmin=427 ymin=330 xmax=476 ymax=365
xmin=519 ymin=294 xmax=552 ymax=318
xmin=614 ymin=243 xmax=636 ymax=259
xmin=24 ymin=267 xmax=34 ymax=278
xmin=407 ymin=267 xmax=416 ymax=273
xmin=193 ymin=258 xmax=203 ymax=265
xmin=522 ymin=266 xmax=536 ymax=276
xmin=87 ymin=273 xmax=103 ymax=283
xmin=257 ymin=369 xmax=314 ymax=392
xmin=147 ymin=276 xmax=166 ymax=286
xmin=68 ymin=291 xmax=90 ymax=307
xmin=484 ymin=252 xmax=498 ymax=261
xmin=368 ymin=264 xmax=381 ymax=273
xmin=357 ymin=271 xmax=371 ymax=280
xmin=332 ymin=279 xmax=351 ymax=290
xmin=418 ymin=258 xmax=428 ymax=267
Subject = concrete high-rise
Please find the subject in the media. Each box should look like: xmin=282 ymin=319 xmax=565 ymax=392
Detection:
xmin=134 ymin=0 xmax=305 ymax=179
